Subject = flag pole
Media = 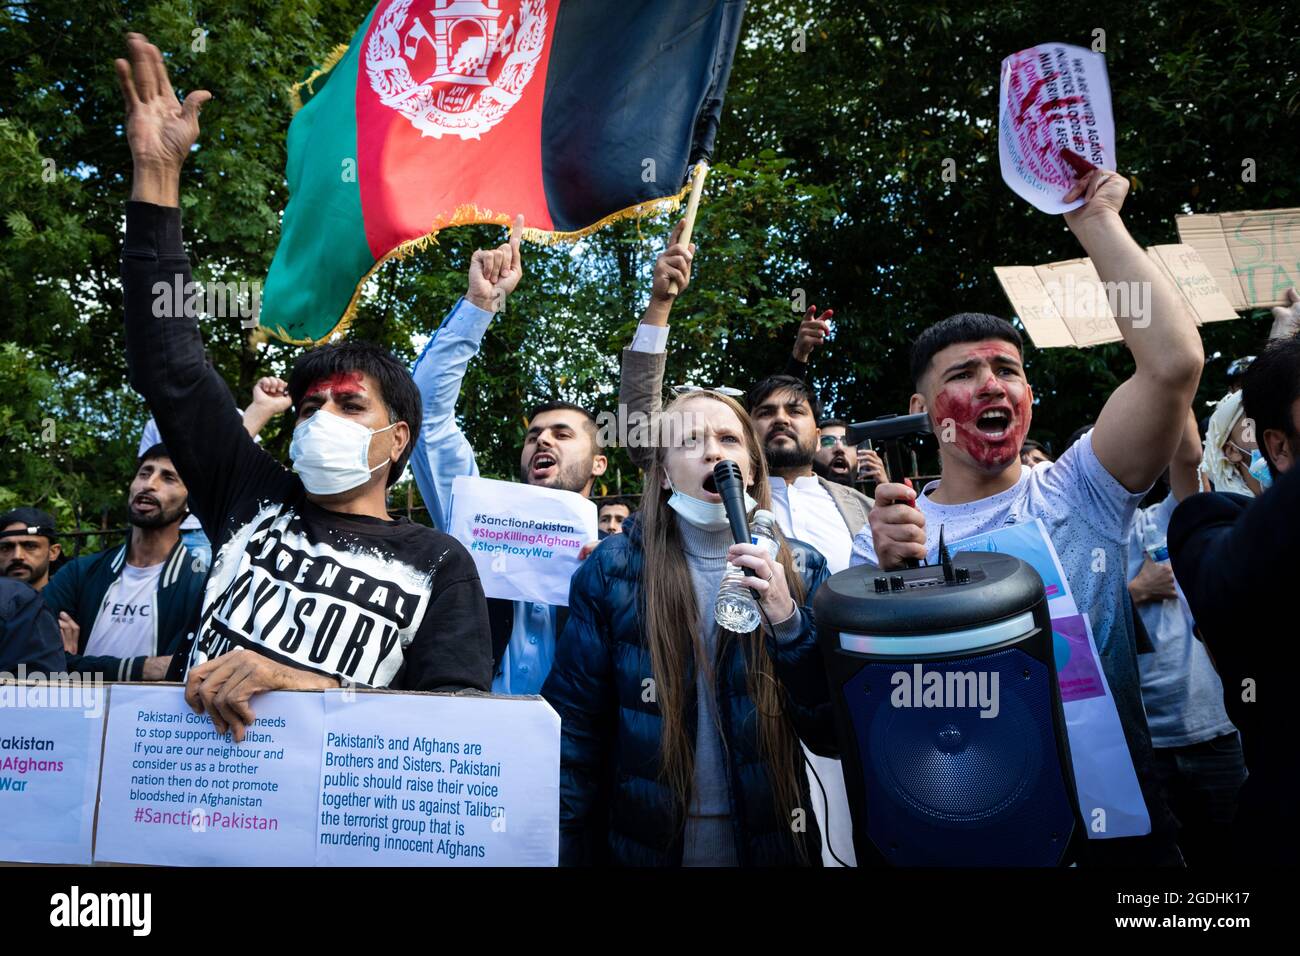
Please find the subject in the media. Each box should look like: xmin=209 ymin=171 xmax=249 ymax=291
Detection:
xmin=668 ymin=161 xmax=709 ymax=295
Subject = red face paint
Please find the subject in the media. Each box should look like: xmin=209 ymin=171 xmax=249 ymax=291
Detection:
xmin=929 ymin=344 xmax=1032 ymax=471
xmin=307 ymin=371 xmax=366 ymax=398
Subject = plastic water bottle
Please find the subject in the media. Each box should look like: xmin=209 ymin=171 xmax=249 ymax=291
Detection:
xmin=1140 ymin=512 xmax=1169 ymax=564
xmin=714 ymin=510 xmax=781 ymax=633
xmin=715 ymin=565 xmax=761 ymax=633
xmin=752 ymin=510 xmax=782 ymax=562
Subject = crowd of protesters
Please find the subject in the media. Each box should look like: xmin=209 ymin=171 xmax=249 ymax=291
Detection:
xmin=3 ymin=35 xmax=1299 ymax=868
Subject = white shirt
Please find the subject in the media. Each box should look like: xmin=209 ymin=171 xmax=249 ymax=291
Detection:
xmin=769 ymin=475 xmax=852 ymax=573
xmin=83 ymin=562 xmax=164 ymax=659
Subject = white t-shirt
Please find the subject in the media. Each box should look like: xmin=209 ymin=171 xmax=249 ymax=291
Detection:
xmin=770 ymin=475 xmax=853 ymax=573
xmin=83 ymin=562 xmax=164 ymax=659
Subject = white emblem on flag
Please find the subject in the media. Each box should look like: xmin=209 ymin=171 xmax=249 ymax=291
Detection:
xmin=366 ymin=0 xmax=547 ymax=141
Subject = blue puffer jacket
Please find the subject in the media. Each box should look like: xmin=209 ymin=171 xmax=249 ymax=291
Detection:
xmin=542 ymin=517 xmax=836 ymax=866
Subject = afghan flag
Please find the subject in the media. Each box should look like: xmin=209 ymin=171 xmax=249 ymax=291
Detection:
xmin=258 ymin=0 xmax=746 ymax=344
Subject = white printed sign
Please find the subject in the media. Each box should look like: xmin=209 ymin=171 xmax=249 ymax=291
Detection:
xmin=953 ymin=520 xmax=1151 ymax=839
xmin=447 ymin=475 xmax=598 ymax=607
xmin=316 ymin=691 xmax=560 ymax=866
xmin=0 ymin=680 xmax=106 ymax=864
xmin=94 ymin=685 xmax=322 ymax=867
xmin=90 ymin=683 xmax=561 ymax=866
xmin=998 ymin=42 xmax=1115 ymax=214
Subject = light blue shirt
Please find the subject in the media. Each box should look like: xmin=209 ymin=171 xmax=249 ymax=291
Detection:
xmin=410 ymin=296 xmax=559 ymax=696
xmin=1126 ymin=494 xmax=1235 ymax=748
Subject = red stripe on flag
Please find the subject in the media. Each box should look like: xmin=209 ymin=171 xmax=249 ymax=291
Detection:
xmin=355 ymin=0 xmax=560 ymax=259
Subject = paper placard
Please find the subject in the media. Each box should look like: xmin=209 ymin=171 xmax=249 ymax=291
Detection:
xmin=1175 ymin=208 xmax=1300 ymax=309
xmin=94 ymin=685 xmax=322 ymax=867
xmin=951 ymin=519 xmax=1151 ymax=838
xmin=316 ymin=691 xmax=559 ymax=866
xmin=995 ymin=243 xmax=1239 ymax=349
xmin=999 ymin=43 xmax=1115 ymax=214
xmin=0 ymin=680 xmax=106 ymax=865
xmin=447 ymin=475 xmax=598 ymax=606
xmin=89 ymin=683 xmax=561 ymax=866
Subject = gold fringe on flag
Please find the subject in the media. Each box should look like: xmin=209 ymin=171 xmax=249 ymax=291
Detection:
xmin=288 ymin=43 xmax=350 ymax=113
xmin=259 ymin=181 xmax=697 ymax=347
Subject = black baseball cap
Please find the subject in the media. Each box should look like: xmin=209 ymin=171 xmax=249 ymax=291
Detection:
xmin=0 ymin=507 xmax=58 ymax=541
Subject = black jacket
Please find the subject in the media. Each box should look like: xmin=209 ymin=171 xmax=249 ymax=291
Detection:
xmin=0 ymin=579 xmax=64 ymax=676
xmin=1169 ymin=464 xmax=1300 ymax=864
xmin=42 ymin=540 xmax=205 ymax=681
xmin=542 ymin=518 xmax=835 ymax=866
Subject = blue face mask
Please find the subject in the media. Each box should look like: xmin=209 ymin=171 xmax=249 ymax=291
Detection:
xmin=1248 ymin=449 xmax=1273 ymax=491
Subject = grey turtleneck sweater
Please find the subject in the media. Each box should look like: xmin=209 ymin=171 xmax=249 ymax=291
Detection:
xmin=674 ymin=518 xmax=803 ymax=867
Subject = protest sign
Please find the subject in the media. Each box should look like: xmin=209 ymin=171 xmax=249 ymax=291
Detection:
xmin=998 ymin=42 xmax=1115 ymax=215
xmin=88 ymin=683 xmax=561 ymax=866
xmin=1176 ymin=208 xmax=1300 ymax=309
xmin=447 ymin=475 xmax=598 ymax=607
xmin=94 ymin=684 xmax=322 ymax=867
xmin=952 ymin=520 xmax=1151 ymax=838
xmin=316 ymin=691 xmax=560 ymax=866
xmin=995 ymin=243 xmax=1237 ymax=349
xmin=0 ymin=679 xmax=106 ymax=864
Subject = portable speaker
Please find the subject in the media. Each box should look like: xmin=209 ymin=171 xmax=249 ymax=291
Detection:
xmin=813 ymin=551 xmax=1079 ymax=866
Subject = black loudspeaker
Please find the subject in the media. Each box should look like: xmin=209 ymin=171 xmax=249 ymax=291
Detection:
xmin=813 ymin=552 xmax=1079 ymax=866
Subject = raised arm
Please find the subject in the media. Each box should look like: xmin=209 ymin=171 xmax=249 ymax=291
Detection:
xmin=409 ymin=216 xmax=524 ymax=528
xmin=117 ymin=34 xmax=282 ymax=533
xmin=1065 ymin=169 xmax=1205 ymax=493
xmin=619 ymin=220 xmax=693 ymax=471
xmin=785 ymin=305 xmax=833 ymax=382
xmin=1168 ymin=408 xmax=1204 ymax=502
xmin=242 ymin=376 xmax=293 ymax=438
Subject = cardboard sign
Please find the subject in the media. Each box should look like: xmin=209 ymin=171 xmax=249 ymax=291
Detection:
xmin=447 ymin=475 xmax=598 ymax=607
xmin=1176 ymin=208 xmax=1300 ymax=309
xmin=995 ymin=243 xmax=1238 ymax=349
xmin=999 ymin=43 xmax=1115 ymax=214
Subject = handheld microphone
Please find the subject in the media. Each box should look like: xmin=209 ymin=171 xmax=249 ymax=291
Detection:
xmin=713 ymin=460 xmax=755 ymax=576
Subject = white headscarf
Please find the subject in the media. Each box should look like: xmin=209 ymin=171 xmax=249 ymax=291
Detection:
xmin=1199 ymin=390 xmax=1255 ymax=496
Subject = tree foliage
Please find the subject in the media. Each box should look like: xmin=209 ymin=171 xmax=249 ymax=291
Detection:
xmin=2 ymin=0 xmax=1297 ymax=536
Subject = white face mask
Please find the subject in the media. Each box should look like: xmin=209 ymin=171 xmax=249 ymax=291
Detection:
xmin=290 ymin=411 xmax=397 ymax=495
xmin=665 ymin=476 xmax=759 ymax=531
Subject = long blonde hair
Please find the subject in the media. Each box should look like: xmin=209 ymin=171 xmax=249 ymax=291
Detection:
xmin=637 ymin=390 xmax=810 ymax=858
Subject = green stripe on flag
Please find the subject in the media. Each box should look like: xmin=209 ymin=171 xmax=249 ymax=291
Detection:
xmin=260 ymin=8 xmax=377 ymax=344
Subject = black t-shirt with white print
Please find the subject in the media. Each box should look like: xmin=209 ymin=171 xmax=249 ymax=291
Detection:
xmin=122 ymin=200 xmax=492 ymax=691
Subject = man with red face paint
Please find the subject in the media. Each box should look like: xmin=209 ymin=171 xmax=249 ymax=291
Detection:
xmin=853 ymin=168 xmax=1205 ymax=865
xmin=116 ymin=35 xmax=492 ymax=743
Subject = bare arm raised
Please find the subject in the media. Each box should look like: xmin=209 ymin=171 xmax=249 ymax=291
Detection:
xmin=1064 ymin=169 xmax=1205 ymax=493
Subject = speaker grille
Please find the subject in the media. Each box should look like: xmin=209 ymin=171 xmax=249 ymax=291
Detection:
xmin=844 ymin=647 xmax=1074 ymax=865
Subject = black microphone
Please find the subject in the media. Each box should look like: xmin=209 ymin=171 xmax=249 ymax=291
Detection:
xmin=713 ymin=460 xmax=755 ymax=577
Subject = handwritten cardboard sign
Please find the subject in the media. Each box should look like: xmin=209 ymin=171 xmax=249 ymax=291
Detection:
xmin=1176 ymin=208 xmax=1300 ymax=309
xmin=994 ymin=243 xmax=1237 ymax=349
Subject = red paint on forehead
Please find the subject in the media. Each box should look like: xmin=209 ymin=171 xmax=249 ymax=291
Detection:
xmin=307 ymin=371 xmax=366 ymax=397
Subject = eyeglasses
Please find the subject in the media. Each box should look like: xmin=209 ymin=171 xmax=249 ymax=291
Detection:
xmin=818 ymin=435 xmax=852 ymax=448
xmin=669 ymin=383 xmax=745 ymax=398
